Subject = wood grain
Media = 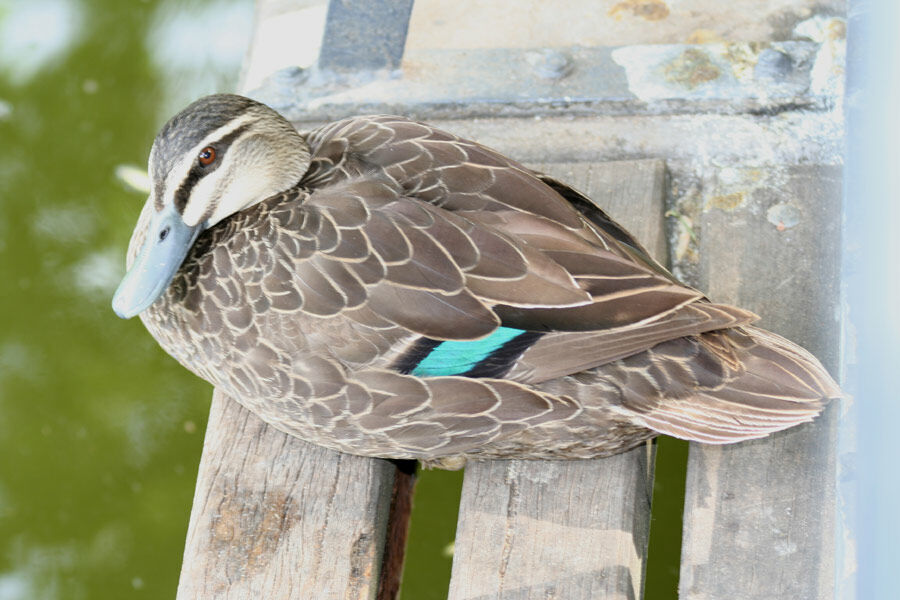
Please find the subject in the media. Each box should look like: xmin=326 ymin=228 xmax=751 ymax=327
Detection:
xmin=447 ymin=160 xmax=667 ymax=600
xmin=176 ymin=389 xmax=400 ymax=600
xmin=678 ymin=165 xmax=842 ymax=599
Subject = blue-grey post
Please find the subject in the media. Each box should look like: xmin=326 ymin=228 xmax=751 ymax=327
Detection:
xmin=318 ymin=0 xmax=414 ymax=72
xmin=843 ymin=1 xmax=900 ymax=597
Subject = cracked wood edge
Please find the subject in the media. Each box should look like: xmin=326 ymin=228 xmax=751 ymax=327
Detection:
xmin=176 ymin=389 xmax=402 ymax=600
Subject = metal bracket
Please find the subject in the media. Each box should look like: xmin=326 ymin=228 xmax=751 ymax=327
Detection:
xmin=248 ymin=40 xmax=842 ymax=122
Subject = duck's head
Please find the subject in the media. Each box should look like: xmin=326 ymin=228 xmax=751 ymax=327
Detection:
xmin=112 ymin=94 xmax=310 ymax=319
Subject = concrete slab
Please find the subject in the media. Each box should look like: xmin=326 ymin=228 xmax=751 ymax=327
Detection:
xmin=406 ymin=0 xmax=846 ymax=49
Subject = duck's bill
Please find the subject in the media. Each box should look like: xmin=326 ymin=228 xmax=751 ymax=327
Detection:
xmin=112 ymin=205 xmax=202 ymax=319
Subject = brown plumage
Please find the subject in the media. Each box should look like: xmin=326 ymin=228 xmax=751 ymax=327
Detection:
xmin=115 ymin=95 xmax=841 ymax=468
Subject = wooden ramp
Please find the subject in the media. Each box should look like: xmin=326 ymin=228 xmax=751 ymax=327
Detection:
xmin=176 ymin=1 xmax=844 ymax=598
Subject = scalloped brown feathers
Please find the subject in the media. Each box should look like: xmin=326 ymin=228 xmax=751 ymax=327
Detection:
xmin=134 ymin=113 xmax=841 ymax=466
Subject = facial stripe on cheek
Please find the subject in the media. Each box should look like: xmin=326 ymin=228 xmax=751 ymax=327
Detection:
xmin=171 ymin=122 xmax=253 ymax=215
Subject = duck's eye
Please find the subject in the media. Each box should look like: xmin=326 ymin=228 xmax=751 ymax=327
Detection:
xmin=198 ymin=146 xmax=216 ymax=166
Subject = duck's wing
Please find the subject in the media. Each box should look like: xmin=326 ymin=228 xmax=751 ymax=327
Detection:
xmin=261 ymin=168 xmax=750 ymax=384
xmin=299 ymin=117 xmax=756 ymax=364
xmin=535 ymin=173 xmax=676 ymax=282
xmin=303 ymin=115 xmax=642 ymax=245
xmin=303 ymin=115 xmax=694 ymax=295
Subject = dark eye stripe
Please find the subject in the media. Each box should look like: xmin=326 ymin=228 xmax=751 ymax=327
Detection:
xmin=173 ymin=122 xmax=252 ymax=214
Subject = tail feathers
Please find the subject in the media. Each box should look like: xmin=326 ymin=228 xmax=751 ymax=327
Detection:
xmin=510 ymin=301 xmax=758 ymax=384
xmin=636 ymin=397 xmax=823 ymax=444
xmin=616 ymin=326 xmax=840 ymax=444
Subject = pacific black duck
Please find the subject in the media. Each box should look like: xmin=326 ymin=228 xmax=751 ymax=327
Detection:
xmin=113 ymin=94 xmax=840 ymax=468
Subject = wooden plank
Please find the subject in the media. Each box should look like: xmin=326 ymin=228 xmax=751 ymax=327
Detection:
xmin=678 ymin=165 xmax=842 ymax=599
xmin=448 ymin=159 xmax=667 ymax=600
xmin=176 ymin=389 xmax=406 ymax=600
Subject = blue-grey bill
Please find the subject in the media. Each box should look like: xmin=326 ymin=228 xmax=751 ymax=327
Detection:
xmin=112 ymin=205 xmax=202 ymax=319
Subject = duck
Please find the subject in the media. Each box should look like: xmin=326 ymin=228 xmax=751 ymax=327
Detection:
xmin=112 ymin=93 xmax=841 ymax=468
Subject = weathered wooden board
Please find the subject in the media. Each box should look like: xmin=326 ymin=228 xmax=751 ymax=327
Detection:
xmin=176 ymin=389 xmax=404 ymax=600
xmin=447 ymin=160 xmax=667 ymax=600
xmin=678 ymin=165 xmax=842 ymax=599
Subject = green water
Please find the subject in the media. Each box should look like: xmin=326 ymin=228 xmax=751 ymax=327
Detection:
xmin=0 ymin=2 xmax=687 ymax=598
xmin=0 ymin=1 xmax=463 ymax=597
xmin=0 ymin=1 xmax=238 ymax=597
